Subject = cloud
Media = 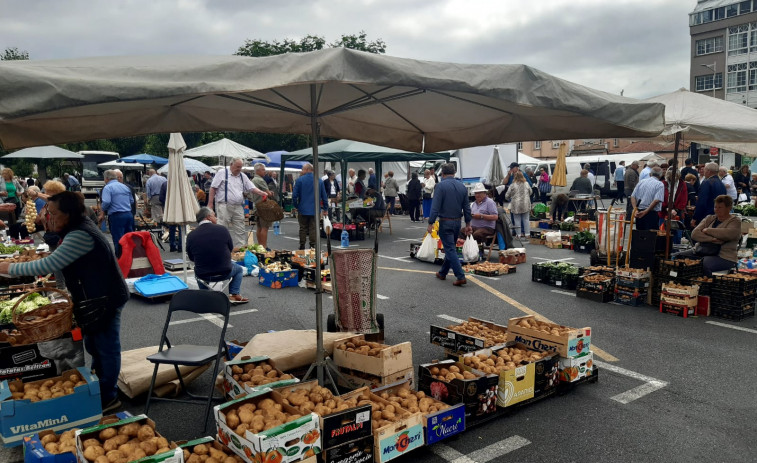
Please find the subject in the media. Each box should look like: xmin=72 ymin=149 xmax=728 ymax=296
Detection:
xmin=0 ymin=0 xmax=693 ymax=97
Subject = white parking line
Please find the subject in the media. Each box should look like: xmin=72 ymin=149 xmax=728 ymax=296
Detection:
xmin=377 ymin=294 xmax=389 ymax=300
xmin=393 ymin=238 xmax=419 ymax=242
xmin=706 ymin=321 xmax=757 ymax=334
xmin=550 ymin=289 xmax=576 ymax=296
xmin=431 ymin=435 xmax=531 ymax=462
xmin=437 ymin=314 xmax=465 ymax=324
xmin=594 ymin=360 xmax=668 ymax=404
xmin=169 ymin=308 xmax=258 ymax=327
xmin=378 ymin=254 xmax=412 ymax=261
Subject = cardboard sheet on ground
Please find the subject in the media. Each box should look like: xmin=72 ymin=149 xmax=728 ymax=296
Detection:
xmin=235 ymin=330 xmax=355 ymax=371
xmin=118 ymin=346 xmax=210 ymax=399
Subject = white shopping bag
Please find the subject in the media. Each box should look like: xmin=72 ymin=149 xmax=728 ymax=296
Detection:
xmin=417 ymin=233 xmax=437 ymax=262
xmin=462 ymin=235 xmax=479 ymax=262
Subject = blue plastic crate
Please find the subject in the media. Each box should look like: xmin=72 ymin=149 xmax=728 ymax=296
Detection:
xmin=133 ymin=274 xmax=188 ymax=297
xmin=258 ymin=269 xmax=298 ymax=288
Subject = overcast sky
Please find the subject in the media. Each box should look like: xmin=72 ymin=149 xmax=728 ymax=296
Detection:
xmin=0 ymin=0 xmax=694 ymax=99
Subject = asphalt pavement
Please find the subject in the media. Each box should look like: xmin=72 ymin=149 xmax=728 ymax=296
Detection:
xmin=3 ymin=213 xmax=756 ymax=462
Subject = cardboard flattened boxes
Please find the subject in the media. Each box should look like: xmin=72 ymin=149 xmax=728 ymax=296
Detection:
xmin=0 ymin=367 xmax=101 ymax=447
xmin=222 ymin=356 xmax=298 ymax=399
xmin=215 ymin=389 xmax=322 ymax=463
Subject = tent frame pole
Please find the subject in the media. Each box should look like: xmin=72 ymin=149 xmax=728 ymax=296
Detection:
xmin=664 ymin=132 xmax=682 ymax=259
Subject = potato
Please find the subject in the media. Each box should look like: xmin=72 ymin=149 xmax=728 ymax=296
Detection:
xmin=140 ymin=440 xmax=158 ymax=455
xmin=206 ymin=458 xmax=221 ymax=463
xmin=41 ymin=433 xmax=58 ymax=445
xmin=155 ymin=436 xmax=169 ymax=449
xmin=95 ymin=456 xmax=110 ymax=463
xmin=187 ymin=455 xmax=202 ymax=463
xmin=137 ymin=425 xmax=155 ymax=442
xmin=118 ymin=423 xmax=139 ymax=437
xmin=83 ymin=445 xmax=105 ymax=462
xmin=83 ymin=438 xmax=101 ymax=449
xmin=225 ymin=411 xmax=240 ymax=428
xmin=106 ymin=450 xmax=124 ymax=462
xmin=131 ymin=448 xmax=147 ymax=460
xmin=44 ymin=442 xmax=59 ymax=454
xmin=238 ymin=409 xmax=254 ymax=424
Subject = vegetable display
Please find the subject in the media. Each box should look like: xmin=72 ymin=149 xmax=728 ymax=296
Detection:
xmin=336 ymin=338 xmax=387 ymax=357
xmin=10 ymin=372 xmax=85 ymax=402
xmin=572 ymin=231 xmax=596 ymax=246
xmin=79 ymin=421 xmax=170 ymax=463
xmin=463 ymin=347 xmax=550 ymax=373
xmin=228 ymin=360 xmax=295 ymax=388
xmin=444 ymin=320 xmax=507 ymax=347
xmin=239 ymin=244 xmax=267 ymax=254
xmin=0 ymin=244 xmax=27 ymax=254
xmin=0 ymin=292 xmax=52 ymax=324
xmin=25 ymin=199 xmax=37 ymax=233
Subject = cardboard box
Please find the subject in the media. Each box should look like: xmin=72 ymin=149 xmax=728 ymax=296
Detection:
xmin=429 ymin=317 xmax=508 ymax=354
xmin=258 ymin=268 xmax=298 ymax=289
xmin=417 ymin=360 xmax=498 ymax=417
xmin=0 ymin=367 xmax=101 ymax=447
xmin=373 ymin=380 xmax=465 ymax=445
xmin=532 ymin=351 xmax=559 ymax=398
xmin=225 ymin=339 xmax=249 ymax=359
xmin=367 ymin=392 xmax=424 ymax=463
xmin=506 ymin=315 xmax=592 ymax=358
xmin=337 ymin=367 xmax=414 ymax=390
xmin=459 ymin=346 xmax=537 ymax=408
xmin=333 ymin=336 xmax=413 ymax=378
xmin=215 ymin=390 xmax=321 ymax=463
xmin=697 ymin=296 xmax=711 ymax=317
xmin=178 ymin=436 xmax=251 ymax=463
xmin=22 ymin=412 xmax=130 ymax=463
xmin=75 ymin=415 xmax=182 ymax=463
xmin=558 ymin=352 xmax=594 ymax=383
xmin=274 ymin=381 xmax=372 ymax=450
xmin=292 ymin=250 xmax=328 ymax=266
xmin=0 ymin=328 xmax=84 ymax=383
xmin=222 ymin=356 xmax=298 ymax=399
xmin=322 ymin=434 xmax=374 ymax=463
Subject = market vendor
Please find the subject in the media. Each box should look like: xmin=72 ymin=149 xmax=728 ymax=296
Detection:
xmin=674 ymin=194 xmax=740 ymax=276
xmin=0 ymin=191 xmax=129 ymax=414
xmin=461 ymin=183 xmax=497 ymax=243
xmin=186 ymin=207 xmax=248 ymax=304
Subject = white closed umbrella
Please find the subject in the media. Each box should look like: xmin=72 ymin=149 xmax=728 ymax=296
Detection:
xmin=164 ymin=133 xmax=199 ymax=282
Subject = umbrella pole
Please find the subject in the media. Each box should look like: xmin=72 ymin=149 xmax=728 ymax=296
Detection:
xmin=182 ymin=225 xmax=188 ymax=283
xmin=664 ymin=132 xmax=681 ymax=259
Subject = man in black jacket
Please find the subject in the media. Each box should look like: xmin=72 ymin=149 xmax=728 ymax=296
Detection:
xmin=186 ymin=207 xmax=248 ymax=304
xmin=406 ymin=172 xmax=423 ymax=221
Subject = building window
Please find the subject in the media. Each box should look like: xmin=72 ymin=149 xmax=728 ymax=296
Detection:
xmin=695 ymin=73 xmax=723 ymax=92
xmin=534 ymin=141 xmax=541 ymax=150
xmin=727 ymin=4 xmax=739 ymax=17
xmin=727 ymin=63 xmax=748 ymax=92
xmin=750 ymin=62 xmax=757 ymax=90
xmin=728 ymin=25 xmax=750 ymax=56
xmin=741 ymin=1 xmax=752 ymax=14
xmin=696 ymin=36 xmax=724 ymax=56
xmin=552 ymin=141 xmax=560 ymax=149
xmin=613 ymin=138 xmax=619 ymax=147
xmin=517 ymin=142 xmax=523 ymax=150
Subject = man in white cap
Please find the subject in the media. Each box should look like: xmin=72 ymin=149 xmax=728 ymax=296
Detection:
xmin=464 ymin=183 xmax=498 ymax=243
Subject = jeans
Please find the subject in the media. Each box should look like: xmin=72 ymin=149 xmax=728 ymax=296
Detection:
xmin=298 ymin=214 xmax=317 ymax=249
xmin=108 ymin=211 xmax=134 ymax=257
xmin=438 ymin=219 xmax=465 ymax=281
xmin=408 ymin=199 xmax=421 ymax=221
xmin=169 ymin=225 xmax=182 ymax=251
xmin=83 ymin=304 xmax=123 ymax=404
xmin=512 ymin=212 xmax=530 ymax=236
xmin=198 ymin=264 xmax=243 ymax=295
xmin=674 ymin=248 xmax=736 ymax=276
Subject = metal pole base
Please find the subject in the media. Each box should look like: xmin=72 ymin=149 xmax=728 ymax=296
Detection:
xmin=302 ymin=356 xmax=355 ymax=393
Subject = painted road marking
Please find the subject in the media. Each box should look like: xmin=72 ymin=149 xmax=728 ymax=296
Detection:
xmin=378 ymin=254 xmax=412 ymax=261
xmin=467 ymin=276 xmax=619 ymax=362
xmin=282 ymin=236 xmax=358 ymax=247
xmin=532 ymin=257 xmax=575 ymax=262
xmin=169 ymin=308 xmax=258 ymax=327
xmin=551 ymin=289 xmax=576 ymax=296
xmin=594 ymin=360 xmax=668 ymax=404
xmin=438 ymin=314 xmax=465 ymax=324
xmin=393 ymin=237 xmax=419 ymax=242
xmin=706 ymin=321 xmax=757 ymax=334
xmin=431 ymin=435 xmax=531 ymax=462
xmin=377 ymin=294 xmax=389 ymax=300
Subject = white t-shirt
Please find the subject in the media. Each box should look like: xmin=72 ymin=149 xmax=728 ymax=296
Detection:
xmin=722 ymin=174 xmax=738 ymax=200
xmin=210 ymin=167 xmax=254 ymax=205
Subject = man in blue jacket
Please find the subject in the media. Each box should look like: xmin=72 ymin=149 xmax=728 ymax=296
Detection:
xmin=293 ymin=163 xmax=328 ymax=250
xmin=692 ymin=162 xmax=727 ymax=227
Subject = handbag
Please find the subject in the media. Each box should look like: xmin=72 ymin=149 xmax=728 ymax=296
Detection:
xmin=255 ymin=198 xmax=285 ymax=222
xmin=694 ymin=242 xmax=721 ymax=256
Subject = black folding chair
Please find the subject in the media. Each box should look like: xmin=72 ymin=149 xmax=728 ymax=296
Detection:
xmin=144 ymin=289 xmax=231 ymax=430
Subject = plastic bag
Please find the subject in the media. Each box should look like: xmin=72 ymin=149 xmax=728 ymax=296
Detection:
xmin=462 ymin=235 xmax=479 ymax=262
xmin=322 ymin=216 xmax=332 ymax=233
xmin=416 ymin=234 xmax=437 ymax=262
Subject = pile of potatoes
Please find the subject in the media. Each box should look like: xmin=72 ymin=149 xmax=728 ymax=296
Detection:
xmin=39 ymin=428 xmax=80 ymax=455
xmin=462 ymin=347 xmax=549 ymax=374
xmin=10 ymin=372 xmax=86 ymax=402
xmin=514 ymin=318 xmax=573 ymax=336
xmin=80 ymin=421 xmax=170 ymax=463
xmin=223 ymin=397 xmax=302 ymax=437
xmin=446 ymin=320 xmax=508 ymax=347
xmin=336 ymin=338 xmax=387 ymax=356
xmin=369 ymin=394 xmax=410 ymax=432
xmin=427 ymin=364 xmax=478 ymax=382
xmin=229 ymin=360 xmax=295 ymax=388
xmin=376 ymin=388 xmax=448 ymax=416
xmin=278 ymin=384 xmax=361 ymax=417
xmin=182 ymin=442 xmax=244 ymax=463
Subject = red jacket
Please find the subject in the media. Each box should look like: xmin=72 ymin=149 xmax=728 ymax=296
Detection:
xmin=659 ymin=179 xmax=688 ymax=219
xmin=118 ymin=231 xmax=165 ymax=278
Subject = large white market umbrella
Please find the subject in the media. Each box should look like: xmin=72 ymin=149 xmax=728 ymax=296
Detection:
xmin=0 ymin=48 xmax=666 ymax=386
xmin=183 ymin=138 xmax=269 ymax=164
xmin=2 ymin=145 xmax=83 ymax=159
xmin=164 ymin=133 xmax=199 ymax=282
xmin=158 ymin=157 xmax=212 ymax=175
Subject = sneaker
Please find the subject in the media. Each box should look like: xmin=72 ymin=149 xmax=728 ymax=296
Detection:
xmin=229 ymin=294 xmax=249 ymax=304
xmin=102 ymin=397 xmax=122 ymax=414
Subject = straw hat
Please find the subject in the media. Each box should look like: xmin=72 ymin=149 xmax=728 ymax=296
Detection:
xmin=471 ymin=183 xmax=488 ymax=193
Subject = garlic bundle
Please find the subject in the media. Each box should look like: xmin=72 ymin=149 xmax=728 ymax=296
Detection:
xmin=25 ymin=200 xmax=37 ymax=233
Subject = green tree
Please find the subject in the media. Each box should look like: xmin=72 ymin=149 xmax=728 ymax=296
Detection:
xmin=330 ymin=31 xmax=386 ymax=54
xmin=236 ymin=34 xmax=326 ymax=57
xmin=1 ymin=47 xmax=29 ymax=61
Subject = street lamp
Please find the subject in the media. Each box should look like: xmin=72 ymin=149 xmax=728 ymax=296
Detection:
xmin=701 ymin=63 xmax=716 ymax=98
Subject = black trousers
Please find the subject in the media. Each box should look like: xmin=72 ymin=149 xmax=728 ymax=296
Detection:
xmin=615 ymin=181 xmax=625 ymax=201
xmin=408 ymin=199 xmax=421 ymax=221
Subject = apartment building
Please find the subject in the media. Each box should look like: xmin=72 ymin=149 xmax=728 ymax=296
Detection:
xmin=518 ymin=139 xmax=623 ymax=159
xmin=689 ymin=0 xmax=757 ymax=107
